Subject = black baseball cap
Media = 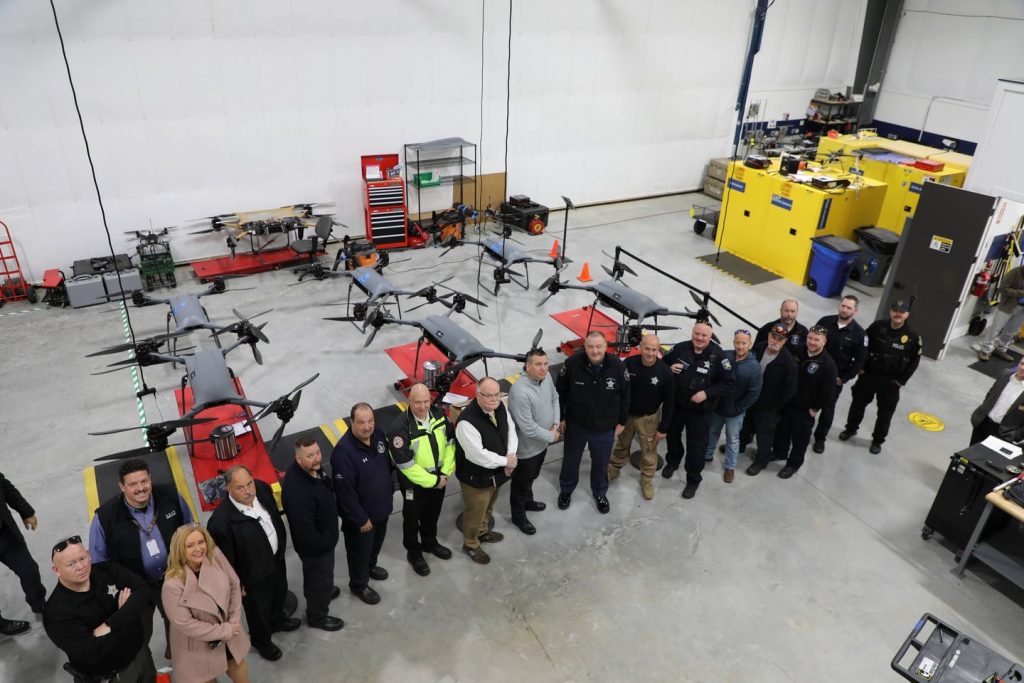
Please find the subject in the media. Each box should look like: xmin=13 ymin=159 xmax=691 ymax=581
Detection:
xmin=890 ymin=300 xmax=910 ymax=312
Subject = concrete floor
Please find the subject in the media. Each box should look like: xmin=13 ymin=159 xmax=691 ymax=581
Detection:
xmin=1 ymin=193 xmax=1022 ymax=682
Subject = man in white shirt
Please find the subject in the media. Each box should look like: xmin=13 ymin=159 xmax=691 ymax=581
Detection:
xmin=969 ymin=358 xmax=1024 ymax=445
xmin=454 ymin=377 xmax=518 ymax=565
xmin=207 ymin=465 xmax=300 ymax=662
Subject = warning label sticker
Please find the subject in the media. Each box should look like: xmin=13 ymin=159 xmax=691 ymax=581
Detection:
xmin=929 ymin=235 xmax=953 ymax=253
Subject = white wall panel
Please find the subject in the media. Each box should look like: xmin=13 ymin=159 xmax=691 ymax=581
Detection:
xmin=874 ymin=0 xmax=1024 ymax=141
xmin=1 ymin=0 xmax=864 ymax=274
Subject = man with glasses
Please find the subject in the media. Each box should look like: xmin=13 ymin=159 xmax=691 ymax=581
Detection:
xmin=753 ymin=299 xmax=808 ymax=353
xmin=608 ymin=334 xmax=674 ymax=500
xmin=970 ymin=357 xmax=1024 ymax=444
xmin=507 ymin=350 xmax=559 ymax=534
xmin=772 ymin=326 xmax=837 ymax=478
xmin=44 ymin=535 xmax=157 ymax=682
xmin=812 ymin=295 xmax=867 ymax=453
xmin=455 ymin=377 xmax=518 ymax=564
xmin=0 ymin=471 xmax=46 ymax=636
xmin=841 ymin=300 xmax=923 ymax=454
xmin=556 ymin=331 xmax=631 ymax=514
xmin=744 ymin=325 xmax=799 ymax=476
xmin=705 ymin=329 xmax=762 ymax=483
xmin=207 ymin=465 xmax=299 ymax=662
xmin=663 ymin=321 xmax=734 ymax=499
xmin=88 ymin=459 xmax=193 ymax=657
xmin=387 ymin=383 xmax=456 ymax=573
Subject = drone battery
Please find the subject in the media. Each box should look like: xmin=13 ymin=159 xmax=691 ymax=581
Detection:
xmin=66 ymin=274 xmax=107 ymax=308
xmin=499 ymin=200 xmax=549 ymax=235
xmin=72 ymin=253 xmax=132 ymax=278
xmin=102 ymin=268 xmax=143 ymax=300
xmin=508 ymin=194 xmax=532 ymax=207
xmin=211 ymin=424 xmax=239 ymax=461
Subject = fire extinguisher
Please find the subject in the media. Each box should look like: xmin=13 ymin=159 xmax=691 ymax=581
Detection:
xmin=972 ymin=262 xmax=992 ymax=297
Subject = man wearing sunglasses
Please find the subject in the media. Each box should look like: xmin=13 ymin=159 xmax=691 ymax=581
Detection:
xmin=812 ymin=295 xmax=867 ymax=453
xmin=44 ymin=536 xmax=157 ymax=682
xmin=0 ymin=471 xmax=46 ymax=636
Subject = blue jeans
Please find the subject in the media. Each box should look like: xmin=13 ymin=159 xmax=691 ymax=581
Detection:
xmin=705 ymin=413 xmax=745 ymax=470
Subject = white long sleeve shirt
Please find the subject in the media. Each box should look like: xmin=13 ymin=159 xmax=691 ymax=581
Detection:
xmin=455 ymin=414 xmax=519 ymax=469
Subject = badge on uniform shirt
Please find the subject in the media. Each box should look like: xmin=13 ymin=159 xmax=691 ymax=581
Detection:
xmin=650 ymin=376 xmax=659 ymax=386
xmin=807 ymin=361 xmax=819 ymax=374
xmin=376 ymin=442 xmax=386 ymax=454
xmin=900 ymin=334 xmax=909 ymax=344
xmin=604 ymin=378 xmax=616 ymax=390
xmin=863 ymin=336 xmax=869 ymax=347
xmin=393 ymin=435 xmax=405 ymax=449
xmin=107 ymin=584 xmax=118 ymax=597
xmin=790 ymin=335 xmax=800 ymax=346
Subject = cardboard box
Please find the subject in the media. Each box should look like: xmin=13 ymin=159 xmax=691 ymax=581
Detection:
xmin=703 ymin=177 xmax=725 ymax=200
xmin=706 ymin=157 xmax=731 ymax=182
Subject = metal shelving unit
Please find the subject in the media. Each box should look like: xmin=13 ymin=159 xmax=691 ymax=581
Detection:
xmin=403 ymin=137 xmax=477 ymax=219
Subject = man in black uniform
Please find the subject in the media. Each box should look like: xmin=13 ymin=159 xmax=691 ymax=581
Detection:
xmin=753 ymin=298 xmax=808 ymax=353
xmin=744 ymin=325 xmax=799 ymax=476
xmin=608 ymin=334 xmax=674 ymax=500
xmin=332 ymin=403 xmax=393 ymax=606
xmin=771 ymin=327 xmax=838 ymax=478
xmin=207 ymin=465 xmax=300 ymax=662
xmin=556 ymin=331 xmax=630 ymax=514
xmin=45 ymin=536 xmax=156 ymax=682
xmin=812 ymin=295 xmax=867 ymax=453
xmin=281 ymin=436 xmax=344 ymax=631
xmin=662 ymin=321 xmax=735 ymax=499
xmin=840 ymin=300 xmax=923 ymax=454
xmin=0 ymin=471 xmax=46 ymax=636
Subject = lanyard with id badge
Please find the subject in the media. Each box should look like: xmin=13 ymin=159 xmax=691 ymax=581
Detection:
xmin=132 ymin=508 xmax=161 ymax=558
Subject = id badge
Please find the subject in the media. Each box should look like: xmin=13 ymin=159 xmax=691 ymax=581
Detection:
xmin=404 ymin=489 xmax=415 ymax=501
xmin=146 ymin=538 xmax=161 ymax=557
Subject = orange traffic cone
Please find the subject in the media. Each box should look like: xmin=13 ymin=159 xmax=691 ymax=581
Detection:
xmin=577 ymin=261 xmax=593 ymax=282
xmin=549 ymin=240 xmax=561 ymax=259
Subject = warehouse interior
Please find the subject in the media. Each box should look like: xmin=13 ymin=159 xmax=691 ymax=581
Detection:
xmin=1 ymin=1 xmax=1024 ymax=682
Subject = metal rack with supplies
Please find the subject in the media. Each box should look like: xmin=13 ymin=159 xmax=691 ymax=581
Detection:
xmin=403 ymin=137 xmax=477 ymax=225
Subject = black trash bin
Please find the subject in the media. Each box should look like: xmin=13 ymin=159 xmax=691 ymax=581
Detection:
xmin=851 ymin=226 xmax=900 ymax=286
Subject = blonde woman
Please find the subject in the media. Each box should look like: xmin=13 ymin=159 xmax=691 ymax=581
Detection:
xmin=162 ymin=524 xmax=251 ymax=683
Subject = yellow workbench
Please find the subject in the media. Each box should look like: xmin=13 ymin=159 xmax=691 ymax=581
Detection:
xmin=715 ymin=159 xmax=886 ymax=286
xmin=816 ymin=134 xmax=968 ymax=234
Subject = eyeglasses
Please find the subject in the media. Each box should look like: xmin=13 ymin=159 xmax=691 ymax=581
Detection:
xmin=478 ymin=392 xmax=502 ymax=400
xmin=51 ymin=535 xmax=82 ymax=558
xmin=809 ymin=326 xmax=828 ymax=336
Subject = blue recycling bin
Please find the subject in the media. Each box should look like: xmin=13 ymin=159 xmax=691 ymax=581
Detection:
xmin=807 ymin=236 xmax=861 ymax=298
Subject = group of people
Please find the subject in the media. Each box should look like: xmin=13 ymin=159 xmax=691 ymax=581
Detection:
xmin=0 ymin=294 xmax=928 ymax=683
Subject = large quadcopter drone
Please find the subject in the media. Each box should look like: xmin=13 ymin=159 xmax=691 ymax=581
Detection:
xmin=539 ymin=252 xmax=721 ymax=349
xmin=185 ymin=202 xmax=337 ymax=257
xmin=88 ymin=319 xmax=317 ymax=460
xmin=328 ymin=287 xmax=541 ymax=400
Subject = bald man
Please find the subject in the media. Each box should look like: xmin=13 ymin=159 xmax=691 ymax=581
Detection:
xmin=754 ymin=299 xmax=808 ymax=353
xmin=662 ymin=321 xmax=735 ymax=499
xmin=608 ymin=335 xmax=674 ymax=500
xmin=387 ymin=384 xmax=456 ymax=576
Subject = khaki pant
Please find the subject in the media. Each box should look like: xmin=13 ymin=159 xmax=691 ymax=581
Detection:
xmin=460 ymin=482 xmax=498 ymax=549
xmin=610 ymin=412 xmax=660 ymax=480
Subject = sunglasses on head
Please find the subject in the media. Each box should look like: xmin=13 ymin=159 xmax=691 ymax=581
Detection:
xmin=51 ymin=535 xmax=82 ymax=558
xmin=734 ymin=329 xmax=751 ymax=336
xmin=809 ymin=326 xmax=828 ymax=336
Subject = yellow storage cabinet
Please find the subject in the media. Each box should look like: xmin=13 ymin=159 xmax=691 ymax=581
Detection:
xmin=715 ymin=160 xmax=885 ymax=285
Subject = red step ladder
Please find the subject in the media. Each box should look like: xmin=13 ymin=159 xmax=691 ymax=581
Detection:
xmin=0 ymin=220 xmax=30 ymax=302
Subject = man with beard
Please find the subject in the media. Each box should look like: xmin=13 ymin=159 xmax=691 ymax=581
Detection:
xmin=811 ymin=295 xmax=867 ymax=453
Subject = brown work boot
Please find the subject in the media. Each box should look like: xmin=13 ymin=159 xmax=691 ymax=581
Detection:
xmin=993 ymin=348 xmax=1015 ymax=362
xmin=723 ymin=469 xmax=735 ymax=483
xmin=640 ymin=478 xmax=655 ymax=500
xmin=608 ymin=466 xmax=620 ymax=482
xmin=977 ymin=351 xmax=991 ymax=362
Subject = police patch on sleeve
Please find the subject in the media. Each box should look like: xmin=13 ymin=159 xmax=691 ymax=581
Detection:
xmin=721 ymin=358 xmax=732 ymax=371
xmin=392 ymin=435 xmax=405 ymax=449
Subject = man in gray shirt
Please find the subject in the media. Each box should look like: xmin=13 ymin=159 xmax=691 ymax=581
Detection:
xmin=507 ymin=349 xmax=560 ymax=535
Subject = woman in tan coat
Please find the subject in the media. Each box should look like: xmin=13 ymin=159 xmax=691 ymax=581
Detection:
xmin=162 ymin=524 xmax=251 ymax=683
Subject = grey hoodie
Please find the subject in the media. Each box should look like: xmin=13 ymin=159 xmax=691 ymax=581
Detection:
xmin=508 ymin=373 xmax=560 ymax=458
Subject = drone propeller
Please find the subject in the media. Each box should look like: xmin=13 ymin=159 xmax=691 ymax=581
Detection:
xmin=244 ymin=374 xmax=319 ymax=454
xmin=89 ymin=416 xmax=215 ymax=437
xmin=232 ymin=309 xmax=271 ymax=343
xmin=530 ymin=328 xmax=543 ymax=351
xmin=86 ymin=330 xmax=191 ymax=357
xmin=688 ymin=290 xmax=721 ymax=326
xmin=436 ymin=282 xmax=487 ymax=308
xmin=641 ymin=324 xmax=680 ymax=331
xmin=600 ymin=250 xmax=637 ymax=280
